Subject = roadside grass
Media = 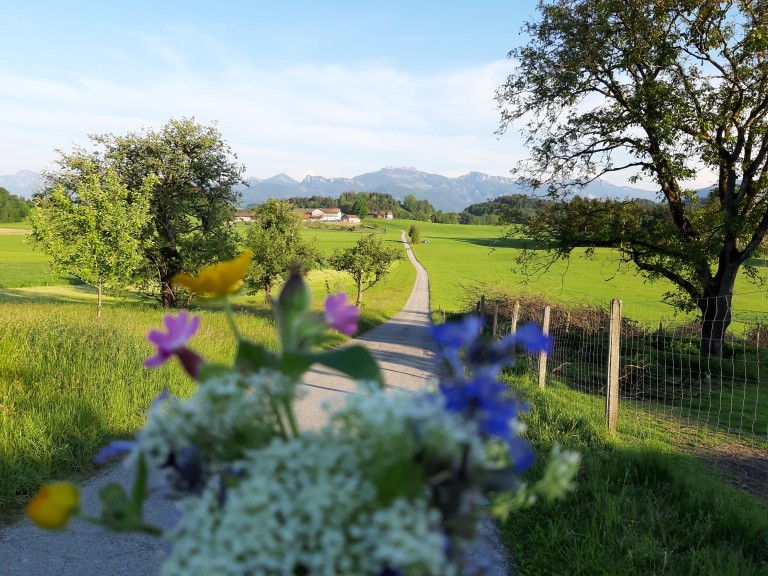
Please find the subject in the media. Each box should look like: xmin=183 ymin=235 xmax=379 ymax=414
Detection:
xmin=0 ymin=302 xmax=275 ymax=523
xmin=502 ymin=373 xmax=768 ymax=575
xmin=0 ymin=232 xmax=414 ymax=523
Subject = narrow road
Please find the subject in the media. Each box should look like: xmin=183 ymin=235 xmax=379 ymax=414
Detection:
xmin=0 ymin=231 xmax=510 ymax=575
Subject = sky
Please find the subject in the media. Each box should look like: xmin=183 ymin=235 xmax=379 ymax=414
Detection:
xmin=0 ymin=1 xmax=677 ymax=189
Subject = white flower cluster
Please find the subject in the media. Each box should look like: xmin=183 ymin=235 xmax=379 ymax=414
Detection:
xmin=161 ymin=429 xmax=453 ymax=576
xmin=333 ymin=390 xmax=488 ymax=471
xmin=132 ymin=371 xmax=297 ymax=481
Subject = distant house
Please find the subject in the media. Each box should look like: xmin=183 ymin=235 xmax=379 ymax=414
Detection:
xmin=233 ymin=211 xmax=255 ymax=222
xmin=368 ymin=211 xmax=394 ymax=219
xmin=296 ymin=208 xmax=343 ymax=222
xmin=342 ymin=214 xmax=361 ymax=223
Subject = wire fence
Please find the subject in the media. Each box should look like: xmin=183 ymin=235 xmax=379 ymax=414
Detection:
xmin=474 ymin=292 xmax=768 ymax=498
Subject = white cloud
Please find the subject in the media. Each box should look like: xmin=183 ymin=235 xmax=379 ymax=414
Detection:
xmin=0 ymin=57 xmax=528 ymax=180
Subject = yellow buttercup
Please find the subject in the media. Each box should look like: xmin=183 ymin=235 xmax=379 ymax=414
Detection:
xmin=26 ymin=482 xmax=80 ymax=530
xmin=172 ymin=250 xmax=253 ymax=297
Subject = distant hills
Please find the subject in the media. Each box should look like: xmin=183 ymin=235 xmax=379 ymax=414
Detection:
xmin=0 ymin=171 xmax=44 ymax=199
xmin=234 ymin=167 xmax=661 ymax=212
xmin=1 ymin=167 xmax=662 ymax=212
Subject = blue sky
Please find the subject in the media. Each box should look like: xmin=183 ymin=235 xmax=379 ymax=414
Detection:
xmin=1 ymin=1 xmax=661 ymax=187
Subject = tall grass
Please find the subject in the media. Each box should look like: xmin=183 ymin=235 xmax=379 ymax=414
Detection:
xmin=0 ymin=241 xmax=414 ymax=523
xmin=502 ymin=374 xmax=768 ymax=575
xmin=0 ymin=303 xmax=278 ymax=520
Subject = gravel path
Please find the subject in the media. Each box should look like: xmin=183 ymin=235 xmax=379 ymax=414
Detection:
xmin=0 ymin=231 xmax=511 ymax=575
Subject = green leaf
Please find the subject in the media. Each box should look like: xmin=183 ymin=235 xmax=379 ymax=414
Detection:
xmin=197 ymin=363 xmax=233 ymax=382
xmin=303 ymin=345 xmax=384 ymax=386
xmin=235 ymin=340 xmax=278 ymax=373
xmin=280 ymin=352 xmax=313 ymax=381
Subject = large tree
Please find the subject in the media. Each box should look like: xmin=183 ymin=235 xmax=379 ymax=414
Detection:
xmin=328 ymin=234 xmax=402 ymax=305
xmin=243 ymin=198 xmax=322 ymax=303
xmin=43 ymin=118 xmax=244 ymax=307
xmin=496 ymin=0 xmax=768 ymax=356
xmin=31 ymin=166 xmax=153 ymax=317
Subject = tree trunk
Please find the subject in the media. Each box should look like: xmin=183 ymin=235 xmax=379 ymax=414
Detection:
xmin=264 ymin=284 xmax=272 ymax=305
xmin=97 ymin=283 xmax=103 ymax=319
xmin=160 ymin=279 xmax=178 ymax=308
xmin=698 ymin=270 xmax=738 ymax=358
xmin=356 ymin=277 xmax=363 ymax=306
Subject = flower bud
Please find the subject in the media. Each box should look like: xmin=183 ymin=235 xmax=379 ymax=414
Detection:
xmin=278 ymin=265 xmax=311 ymax=317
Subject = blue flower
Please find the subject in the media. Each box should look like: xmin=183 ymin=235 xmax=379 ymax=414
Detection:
xmin=430 ymin=316 xmax=483 ymax=350
xmin=94 ymin=440 xmax=137 ymax=465
xmin=512 ymin=323 xmax=552 ymax=354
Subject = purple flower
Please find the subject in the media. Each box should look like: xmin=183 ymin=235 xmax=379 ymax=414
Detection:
xmin=324 ymin=293 xmax=360 ymax=336
xmin=430 ymin=316 xmax=484 ymax=350
xmin=94 ymin=440 xmax=137 ymax=465
xmin=145 ymin=312 xmax=201 ymax=369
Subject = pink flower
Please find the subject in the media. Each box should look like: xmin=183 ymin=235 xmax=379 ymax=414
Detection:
xmin=145 ymin=312 xmax=201 ymax=368
xmin=324 ymin=293 xmax=360 ymax=336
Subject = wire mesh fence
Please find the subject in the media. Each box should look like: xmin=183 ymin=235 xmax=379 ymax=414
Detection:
xmin=475 ymin=292 xmax=768 ymax=498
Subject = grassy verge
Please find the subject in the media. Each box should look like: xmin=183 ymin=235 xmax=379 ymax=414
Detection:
xmin=502 ymin=373 xmax=768 ymax=575
xmin=0 ymin=235 xmax=415 ymax=524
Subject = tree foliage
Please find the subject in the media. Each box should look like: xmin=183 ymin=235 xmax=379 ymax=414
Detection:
xmin=43 ymin=118 xmax=244 ymax=307
xmin=31 ymin=166 xmax=153 ymax=317
xmin=497 ymin=0 xmax=768 ymax=355
xmin=243 ymin=198 xmax=321 ymax=303
xmin=0 ymin=187 xmax=31 ymax=223
xmin=408 ymin=224 xmax=421 ymax=244
xmin=351 ymin=194 xmax=370 ymax=219
xmin=328 ymin=234 xmax=402 ymax=305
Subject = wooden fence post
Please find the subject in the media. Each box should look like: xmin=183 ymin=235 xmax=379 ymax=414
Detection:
xmin=538 ymin=305 xmax=551 ymax=389
xmin=606 ymin=298 xmax=622 ymax=432
xmin=510 ymin=301 xmax=520 ymax=335
xmin=492 ymin=301 xmax=499 ymax=339
xmin=480 ymin=295 xmax=486 ymax=317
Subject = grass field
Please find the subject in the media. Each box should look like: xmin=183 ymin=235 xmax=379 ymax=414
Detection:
xmin=0 ymin=233 xmax=78 ymax=288
xmin=388 ymin=219 xmax=768 ymax=325
xmin=0 ymin=224 xmax=414 ymax=522
xmin=502 ymin=373 xmax=768 ymax=575
xmin=2 ymin=215 xmax=766 ymax=574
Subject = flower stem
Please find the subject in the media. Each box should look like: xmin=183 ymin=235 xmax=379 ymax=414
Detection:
xmin=224 ymin=299 xmax=242 ymax=341
xmin=282 ymin=396 xmax=300 ymax=437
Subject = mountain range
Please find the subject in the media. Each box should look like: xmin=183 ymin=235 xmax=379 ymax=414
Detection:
xmin=1 ymin=167 xmax=661 ymax=212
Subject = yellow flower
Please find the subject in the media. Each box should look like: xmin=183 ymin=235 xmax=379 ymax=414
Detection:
xmin=26 ymin=482 xmax=80 ymax=530
xmin=172 ymin=250 xmax=253 ymax=297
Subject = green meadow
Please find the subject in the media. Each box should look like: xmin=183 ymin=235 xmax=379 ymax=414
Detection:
xmin=383 ymin=218 xmax=768 ymax=327
xmin=1 ymin=217 xmax=766 ymax=574
xmin=0 ymin=223 xmax=413 ymax=522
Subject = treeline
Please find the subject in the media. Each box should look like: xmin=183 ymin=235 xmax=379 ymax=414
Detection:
xmin=0 ymin=187 xmax=31 ymax=223
xmin=250 ymin=191 xmax=557 ymax=225
xmin=264 ymin=191 xmax=462 ymax=223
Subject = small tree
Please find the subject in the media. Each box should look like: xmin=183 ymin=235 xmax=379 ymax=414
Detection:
xmin=351 ymin=194 xmax=369 ymax=219
xmin=408 ymin=224 xmax=421 ymax=244
xmin=244 ymin=198 xmax=322 ymax=303
xmin=43 ymin=117 xmax=245 ymax=308
xmin=328 ymin=234 xmax=402 ymax=305
xmin=31 ymin=167 xmax=153 ymax=317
